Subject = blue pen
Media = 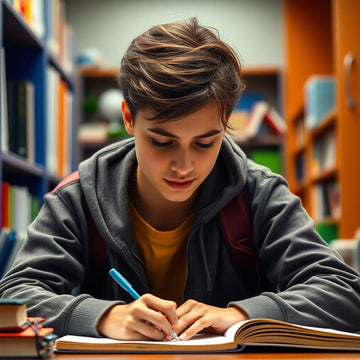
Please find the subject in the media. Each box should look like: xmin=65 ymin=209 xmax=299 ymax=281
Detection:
xmin=109 ymin=268 xmax=180 ymax=341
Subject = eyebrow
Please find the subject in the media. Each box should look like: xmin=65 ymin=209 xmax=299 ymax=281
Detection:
xmin=147 ymin=128 xmax=222 ymax=139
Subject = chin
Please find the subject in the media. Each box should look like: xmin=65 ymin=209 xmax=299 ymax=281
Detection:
xmin=163 ymin=189 xmax=197 ymax=203
xmin=162 ymin=194 xmax=188 ymax=203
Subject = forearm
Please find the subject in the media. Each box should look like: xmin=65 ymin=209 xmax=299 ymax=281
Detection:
xmin=0 ymin=193 xmax=114 ymax=336
xmin=231 ymin=273 xmax=360 ymax=333
xmin=247 ymin=177 xmax=360 ymax=332
xmin=0 ymin=277 xmax=121 ymax=337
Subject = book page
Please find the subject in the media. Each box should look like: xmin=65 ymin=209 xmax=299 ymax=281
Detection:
xmin=57 ymin=332 xmax=233 ymax=346
xmin=55 ymin=330 xmax=238 ymax=353
xmin=232 ymin=318 xmax=360 ymax=349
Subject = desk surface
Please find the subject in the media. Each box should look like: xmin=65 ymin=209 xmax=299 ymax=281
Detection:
xmin=50 ymin=352 xmax=360 ymax=360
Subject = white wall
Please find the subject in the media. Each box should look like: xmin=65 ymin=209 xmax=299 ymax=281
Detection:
xmin=64 ymin=0 xmax=284 ymax=68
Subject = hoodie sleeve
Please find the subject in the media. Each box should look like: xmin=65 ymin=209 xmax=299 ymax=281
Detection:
xmin=0 ymin=185 xmax=122 ymax=337
xmin=229 ymin=169 xmax=360 ymax=333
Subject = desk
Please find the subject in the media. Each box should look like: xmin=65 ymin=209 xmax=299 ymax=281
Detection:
xmin=51 ymin=352 xmax=360 ymax=360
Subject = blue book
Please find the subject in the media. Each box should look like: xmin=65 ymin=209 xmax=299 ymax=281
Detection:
xmin=235 ymin=92 xmax=264 ymax=112
xmin=0 ymin=230 xmax=17 ymax=278
xmin=304 ymin=76 xmax=335 ymax=129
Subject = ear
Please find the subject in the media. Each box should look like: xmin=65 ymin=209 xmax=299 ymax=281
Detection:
xmin=122 ymin=101 xmax=134 ymax=136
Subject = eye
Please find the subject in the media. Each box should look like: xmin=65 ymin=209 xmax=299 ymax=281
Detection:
xmin=151 ymin=138 xmax=173 ymax=147
xmin=196 ymin=141 xmax=215 ymax=149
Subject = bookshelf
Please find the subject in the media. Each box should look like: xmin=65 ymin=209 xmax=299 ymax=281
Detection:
xmin=233 ymin=66 xmax=284 ymax=175
xmin=76 ymin=66 xmax=121 ymax=163
xmin=284 ymin=0 xmax=360 ymax=240
xmin=0 ymin=0 xmax=75 ymax=233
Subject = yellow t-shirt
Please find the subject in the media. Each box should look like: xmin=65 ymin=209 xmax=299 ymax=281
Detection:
xmin=129 ymin=201 xmax=193 ymax=306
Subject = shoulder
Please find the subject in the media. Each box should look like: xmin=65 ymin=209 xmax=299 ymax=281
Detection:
xmin=246 ymin=158 xmax=288 ymax=190
xmin=84 ymin=137 xmax=135 ymax=163
xmin=50 ymin=171 xmax=80 ymax=193
xmin=45 ymin=170 xmax=85 ymax=211
xmin=244 ymin=159 xmax=299 ymax=218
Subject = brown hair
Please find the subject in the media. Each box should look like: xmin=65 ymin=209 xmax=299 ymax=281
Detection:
xmin=118 ymin=17 xmax=245 ymax=128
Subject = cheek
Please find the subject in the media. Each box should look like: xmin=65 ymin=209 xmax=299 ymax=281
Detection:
xmin=135 ymin=141 xmax=169 ymax=172
xmin=194 ymin=148 xmax=221 ymax=175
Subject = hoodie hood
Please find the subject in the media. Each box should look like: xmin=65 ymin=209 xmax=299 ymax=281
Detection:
xmin=195 ymin=135 xmax=248 ymax=223
xmin=79 ymin=138 xmax=138 ymax=260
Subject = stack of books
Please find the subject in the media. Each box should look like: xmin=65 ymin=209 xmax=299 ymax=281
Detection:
xmin=228 ymin=100 xmax=286 ymax=141
xmin=0 ymin=298 xmax=57 ymax=358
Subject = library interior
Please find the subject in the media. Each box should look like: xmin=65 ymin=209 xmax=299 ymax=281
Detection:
xmin=0 ymin=0 xmax=360 ymax=358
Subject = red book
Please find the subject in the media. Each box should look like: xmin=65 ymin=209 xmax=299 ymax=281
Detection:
xmin=57 ymin=80 xmax=66 ymax=177
xmin=1 ymin=182 xmax=9 ymax=228
xmin=245 ymin=101 xmax=269 ymax=139
xmin=264 ymin=107 xmax=287 ymax=135
xmin=0 ymin=324 xmax=56 ymax=358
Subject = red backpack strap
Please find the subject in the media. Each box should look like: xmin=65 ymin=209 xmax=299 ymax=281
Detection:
xmin=51 ymin=172 xmax=108 ymax=292
xmin=82 ymin=205 xmax=109 ymax=295
xmin=218 ymin=189 xmax=261 ymax=294
xmin=50 ymin=171 xmax=80 ymax=193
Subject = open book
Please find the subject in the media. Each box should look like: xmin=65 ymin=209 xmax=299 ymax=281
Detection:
xmin=55 ymin=318 xmax=360 ymax=353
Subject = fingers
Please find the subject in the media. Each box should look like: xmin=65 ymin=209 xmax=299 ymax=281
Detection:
xmin=176 ymin=298 xmax=199 ymax=318
xmin=97 ymin=294 xmax=179 ymax=341
xmin=115 ymin=311 xmax=166 ymax=341
xmin=176 ymin=300 xmax=207 ymax=340
xmin=175 ymin=300 xmax=248 ymax=341
xmin=141 ymin=293 xmax=179 ymax=328
xmin=130 ymin=317 xmax=168 ymax=340
xmin=132 ymin=304 xmax=175 ymax=339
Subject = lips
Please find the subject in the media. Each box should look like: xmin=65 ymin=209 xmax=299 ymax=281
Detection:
xmin=165 ymin=179 xmax=194 ymax=189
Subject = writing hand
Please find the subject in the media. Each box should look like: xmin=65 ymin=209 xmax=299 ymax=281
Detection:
xmin=175 ymin=300 xmax=248 ymax=340
xmin=97 ymin=293 xmax=178 ymax=341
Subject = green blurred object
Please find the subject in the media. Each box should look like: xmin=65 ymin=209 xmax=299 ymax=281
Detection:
xmin=249 ymin=148 xmax=282 ymax=174
xmin=107 ymin=122 xmax=130 ymax=139
xmin=315 ymin=222 xmax=338 ymax=244
xmin=82 ymin=96 xmax=98 ymax=116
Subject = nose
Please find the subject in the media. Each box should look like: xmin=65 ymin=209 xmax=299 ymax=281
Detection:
xmin=170 ymin=148 xmax=194 ymax=175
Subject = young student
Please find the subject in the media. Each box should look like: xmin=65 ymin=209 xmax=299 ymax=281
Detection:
xmin=1 ymin=17 xmax=360 ymax=341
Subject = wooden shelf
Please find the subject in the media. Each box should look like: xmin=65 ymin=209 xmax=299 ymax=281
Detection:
xmin=284 ymin=0 xmax=360 ymax=239
xmin=293 ymin=145 xmax=307 ymax=157
xmin=311 ymin=167 xmax=338 ymax=184
xmin=78 ymin=138 xmax=117 ymax=148
xmin=75 ymin=66 xmax=123 ymax=163
xmin=242 ymin=66 xmax=281 ymax=76
xmin=310 ymin=108 xmax=337 ymax=139
xmin=2 ymin=152 xmax=45 ymax=178
xmin=236 ymin=135 xmax=283 ymax=149
xmin=79 ymin=66 xmax=118 ymax=77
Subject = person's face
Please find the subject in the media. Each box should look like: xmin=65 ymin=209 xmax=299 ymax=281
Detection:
xmin=122 ymin=101 xmax=225 ymax=204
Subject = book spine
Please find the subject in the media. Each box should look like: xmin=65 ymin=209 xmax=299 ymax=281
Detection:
xmin=1 ymin=183 xmax=10 ymax=228
xmin=6 ymin=81 xmax=35 ymax=161
xmin=0 ymin=230 xmax=17 ymax=278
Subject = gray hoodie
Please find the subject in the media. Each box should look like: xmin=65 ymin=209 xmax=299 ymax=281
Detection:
xmin=1 ymin=136 xmax=360 ymax=337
